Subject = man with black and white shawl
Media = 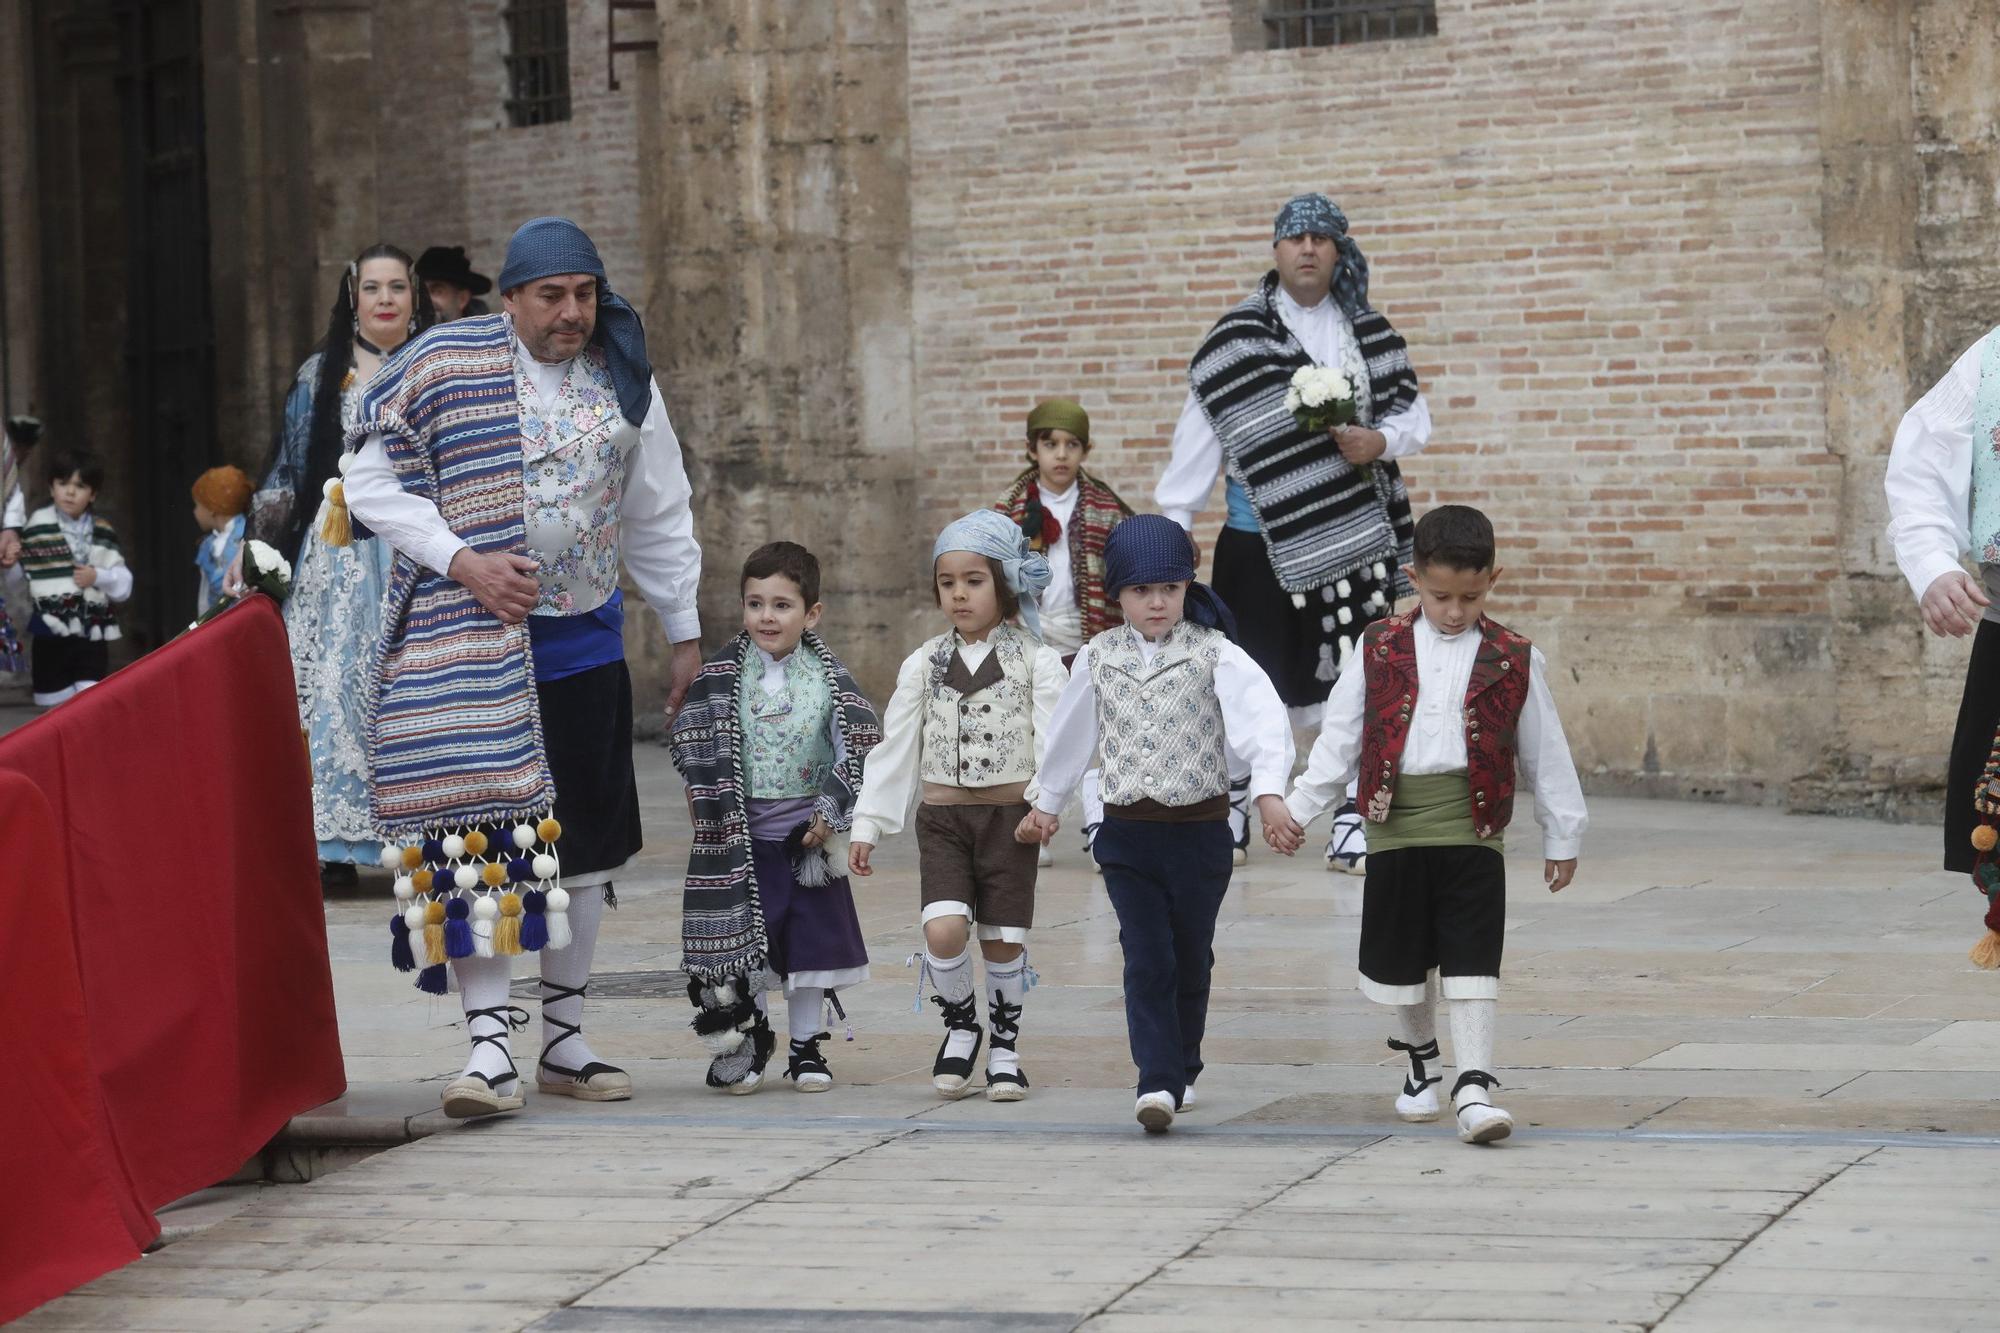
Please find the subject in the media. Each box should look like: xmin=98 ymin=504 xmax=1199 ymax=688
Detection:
xmin=1155 ymin=192 xmax=1433 ymax=875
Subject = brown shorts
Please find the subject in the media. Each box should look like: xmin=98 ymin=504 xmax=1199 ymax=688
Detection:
xmin=915 ymin=801 xmax=1038 ymax=933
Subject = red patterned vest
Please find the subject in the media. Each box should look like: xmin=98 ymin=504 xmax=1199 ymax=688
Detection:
xmin=1357 ymin=610 xmax=1533 ymax=841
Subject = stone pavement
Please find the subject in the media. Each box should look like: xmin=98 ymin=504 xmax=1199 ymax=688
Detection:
xmin=23 ymin=742 xmax=2000 ymax=1330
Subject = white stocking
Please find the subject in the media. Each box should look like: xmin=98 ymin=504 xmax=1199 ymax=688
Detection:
xmin=539 ymin=883 xmax=608 ymax=1072
xmin=452 ymin=954 xmax=520 ymax=1087
xmin=1449 ymin=996 xmax=1496 ymax=1083
xmin=788 ymin=985 xmax=827 ymax=1042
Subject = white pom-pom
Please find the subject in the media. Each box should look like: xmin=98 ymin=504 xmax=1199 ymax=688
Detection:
xmin=532 ymin=852 xmax=558 ymax=881
xmin=336 ymin=452 xmax=354 ymax=476
xmin=393 ymin=875 xmax=415 ymax=901
xmin=1337 ymin=607 xmax=1353 ymax=625
xmin=1291 ymin=593 xmax=1308 ymax=609
xmin=1336 ymin=579 xmax=1352 ymax=598
xmin=441 ymin=833 xmax=466 ymax=860
xmin=321 ymin=476 xmax=340 ymax=500
xmin=403 ymin=904 xmax=426 ymax=934
xmin=378 ymin=845 xmax=403 ymax=870
xmin=547 ymin=887 xmax=570 ymax=911
xmin=511 ymin=824 xmax=537 ymax=850
xmin=1373 ymin=562 xmax=1387 ymax=581
xmin=471 ymin=895 xmax=498 ymax=921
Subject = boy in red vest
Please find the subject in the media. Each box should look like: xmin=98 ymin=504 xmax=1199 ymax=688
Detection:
xmin=1275 ymin=505 xmax=1586 ymax=1143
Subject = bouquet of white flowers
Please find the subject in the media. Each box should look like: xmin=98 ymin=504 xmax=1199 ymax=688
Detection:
xmin=190 ymin=538 xmax=294 ymax=629
xmin=1284 ymin=365 xmax=1370 ymax=479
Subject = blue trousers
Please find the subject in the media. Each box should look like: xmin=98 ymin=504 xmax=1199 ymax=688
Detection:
xmin=1094 ymin=815 xmax=1235 ymax=1100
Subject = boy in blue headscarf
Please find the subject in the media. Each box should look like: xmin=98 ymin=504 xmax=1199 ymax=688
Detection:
xmin=849 ymin=509 xmax=1069 ymax=1102
xmin=1023 ymin=515 xmax=1297 ymax=1133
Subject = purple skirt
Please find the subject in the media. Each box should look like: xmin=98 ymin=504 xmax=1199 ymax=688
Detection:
xmin=751 ymin=837 xmax=870 ymax=979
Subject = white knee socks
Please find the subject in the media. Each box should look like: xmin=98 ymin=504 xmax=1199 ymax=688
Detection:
xmin=985 ymin=955 xmax=1027 ymax=1079
xmin=539 ymin=883 xmax=607 ymax=1072
xmin=452 ymin=953 xmax=519 ymax=1087
xmin=1449 ymin=996 xmax=1497 ymax=1085
xmin=788 ymin=985 xmax=827 ymax=1042
xmin=927 ymin=945 xmax=979 ymax=1064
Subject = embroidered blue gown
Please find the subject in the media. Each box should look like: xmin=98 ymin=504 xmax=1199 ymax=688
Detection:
xmin=253 ymin=353 xmax=391 ymax=865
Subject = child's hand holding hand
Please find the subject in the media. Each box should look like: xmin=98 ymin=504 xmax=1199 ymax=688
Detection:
xmin=848 ymin=841 xmax=875 ymax=877
xmin=72 ymin=565 xmax=97 ymax=589
xmin=1545 ymin=859 xmax=1577 ymax=893
xmin=0 ymin=530 xmax=20 ymax=567
xmin=1257 ymin=795 xmax=1303 ymax=855
xmin=801 ymin=815 xmax=833 ymax=849
xmin=1017 ymin=810 xmax=1060 ymax=845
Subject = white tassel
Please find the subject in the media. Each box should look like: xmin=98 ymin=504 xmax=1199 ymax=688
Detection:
xmin=1337 ymin=606 xmax=1353 ymax=625
xmin=1336 ymin=579 xmax=1353 ymax=598
xmin=1291 ymin=593 xmax=1308 ymax=609
xmin=471 ymin=895 xmax=497 ymax=958
xmin=544 ymin=886 xmax=573 ymax=950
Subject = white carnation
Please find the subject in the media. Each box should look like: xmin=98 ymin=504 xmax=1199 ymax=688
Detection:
xmin=245 ymin=539 xmax=292 ymax=585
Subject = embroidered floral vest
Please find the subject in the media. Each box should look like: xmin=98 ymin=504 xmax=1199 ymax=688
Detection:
xmin=919 ymin=624 xmax=1039 ymax=787
xmin=1357 ymin=611 xmax=1532 ymax=840
xmin=738 ymin=648 xmax=837 ymax=800
xmin=519 ymin=344 xmax=638 ymax=616
xmin=1091 ymin=620 xmax=1229 ymax=807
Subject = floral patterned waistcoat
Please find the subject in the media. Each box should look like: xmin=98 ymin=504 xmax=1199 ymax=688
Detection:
xmin=738 ymin=649 xmax=837 ymax=800
xmin=1092 ymin=621 xmax=1229 ymax=807
xmin=1357 ymin=611 xmax=1532 ymax=840
xmin=919 ymin=624 xmax=1039 ymax=788
xmin=519 ymin=344 xmax=637 ymax=617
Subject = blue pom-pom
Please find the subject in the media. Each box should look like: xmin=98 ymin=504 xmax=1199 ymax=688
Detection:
xmin=389 ymin=915 xmax=415 ymax=972
xmin=443 ymin=897 xmax=474 ymax=958
xmin=521 ymin=889 xmax=549 ymax=951
xmin=434 ymin=866 xmax=457 ymax=893
xmin=509 ymin=857 xmax=534 ymax=883
xmin=422 ymin=838 xmax=445 ymax=863
xmin=415 ymin=963 xmax=449 ymax=995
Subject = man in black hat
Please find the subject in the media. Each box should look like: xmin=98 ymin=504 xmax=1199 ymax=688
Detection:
xmin=415 ymin=245 xmax=493 ymax=322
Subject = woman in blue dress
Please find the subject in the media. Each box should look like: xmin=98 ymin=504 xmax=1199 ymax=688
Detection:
xmin=251 ymin=244 xmax=436 ymax=883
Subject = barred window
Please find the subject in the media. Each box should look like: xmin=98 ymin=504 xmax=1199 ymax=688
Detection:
xmin=503 ymin=0 xmax=572 ymax=127
xmin=1261 ymin=1 xmax=1438 ymax=49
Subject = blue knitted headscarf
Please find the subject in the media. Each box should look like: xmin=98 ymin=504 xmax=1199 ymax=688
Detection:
xmin=1272 ymin=192 xmax=1370 ymax=320
xmin=497 ymin=217 xmax=652 ymax=426
xmin=933 ymin=508 xmax=1053 ymax=638
xmin=1102 ymin=514 xmax=1238 ymax=641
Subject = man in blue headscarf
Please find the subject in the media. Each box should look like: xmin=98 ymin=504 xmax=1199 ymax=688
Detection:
xmin=343 ymin=217 xmax=703 ymax=1119
xmin=1155 ymin=191 xmax=1435 ymax=875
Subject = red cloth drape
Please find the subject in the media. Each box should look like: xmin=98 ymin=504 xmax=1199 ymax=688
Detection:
xmin=0 ymin=595 xmax=345 ymax=1322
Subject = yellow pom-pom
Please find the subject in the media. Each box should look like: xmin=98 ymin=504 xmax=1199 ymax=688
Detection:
xmin=537 ymin=816 xmax=563 ymax=844
xmin=464 ymin=829 xmax=489 ymax=858
xmin=400 ymin=845 xmax=424 ymax=871
xmin=499 ymin=892 xmax=523 ymax=917
xmin=412 ymin=869 xmax=434 ymax=894
xmin=1972 ymin=929 xmax=2000 ymax=970
xmin=1973 ymin=825 xmax=1997 ymax=854
xmin=424 ymin=900 xmax=446 ymax=925
xmin=481 ymin=862 xmax=507 ymax=888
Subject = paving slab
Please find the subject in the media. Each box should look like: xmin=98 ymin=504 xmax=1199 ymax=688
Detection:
xmin=25 ymin=752 xmax=2000 ymax=1330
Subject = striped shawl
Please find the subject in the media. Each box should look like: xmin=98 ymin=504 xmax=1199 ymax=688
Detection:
xmin=346 ymin=314 xmax=555 ymax=836
xmin=672 ymin=631 xmax=881 ymax=984
xmin=1190 ymin=272 xmax=1418 ymax=595
xmin=996 ymin=467 xmax=1133 ymax=643
xmin=19 ymin=506 xmax=124 ymax=640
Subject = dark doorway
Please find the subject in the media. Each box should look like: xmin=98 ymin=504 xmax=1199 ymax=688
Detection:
xmin=116 ymin=0 xmax=214 ymax=647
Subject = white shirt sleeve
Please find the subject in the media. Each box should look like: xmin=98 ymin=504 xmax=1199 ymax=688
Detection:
xmin=1885 ymin=333 xmax=1984 ymax=602
xmin=848 ymin=649 xmax=930 ymax=846
xmin=2 ymin=484 xmax=23 ymax=531
xmin=1286 ymin=652 xmax=1368 ymax=828
xmin=1031 ymin=642 xmax=1101 ymax=815
xmin=1021 ymin=644 xmax=1072 ymax=806
xmin=619 ymin=382 xmax=703 ymax=643
xmin=1215 ymin=641 xmax=1294 ymax=799
xmin=1518 ymin=646 xmax=1588 ymax=861
xmin=1156 ymin=391 xmax=1223 ymax=530
xmin=1377 ymin=391 xmax=1432 ymax=462
xmin=343 ymin=434 xmax=467 ymax=576
xmin=94 ymin=563 xmax=134 ymax=603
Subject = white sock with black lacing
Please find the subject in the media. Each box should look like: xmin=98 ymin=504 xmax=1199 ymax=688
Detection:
xmin=1449 ymin=996 xmax=1498 ymax=1101
xmin=539 ymin=883 xmax=608 ymax=1073
xmin=985 ymin=955 xmax=1027 ymax=1082
xmin=453 ymin=954 xmax=520 ymax=1088
xmin=926 ymin=945 xmax=980 ymax=1066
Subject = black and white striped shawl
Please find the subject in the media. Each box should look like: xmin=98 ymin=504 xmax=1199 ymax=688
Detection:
xmin=671 ymin=631 xmax=881 ymax=984
xmin=1189 ymin=271 xmax=1419 ymax=595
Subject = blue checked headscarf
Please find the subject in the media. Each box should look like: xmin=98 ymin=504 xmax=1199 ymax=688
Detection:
xmin=1273 ymin=192 xmax=1370 ymax=319
xmin=498 ymin=217 xmax=652 ymax=425
xmin=933 ymin=508 xmax=1053 ymax=638
xmin=1102 ymin=514 xmax=1238 ymax=642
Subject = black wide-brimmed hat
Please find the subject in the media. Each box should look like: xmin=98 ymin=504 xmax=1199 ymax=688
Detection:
xmin=415 ymin=245 xmax=493 ymax=295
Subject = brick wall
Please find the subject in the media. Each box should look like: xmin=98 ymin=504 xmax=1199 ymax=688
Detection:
xmin=906 ymin=0 xmax=1841 ymax=797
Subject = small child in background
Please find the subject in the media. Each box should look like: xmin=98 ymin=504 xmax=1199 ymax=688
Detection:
xmin=674 ymin=542 xmax=881 ymax=1095
xmin=995 ymin=397 xmax=1134 ymax=868
xmin=1280 ymin=505 xmax=1586 ymax=1145
xmin=849 ymin=509 xmax=1068 ymax=1102
xmin=13 ymin=449 xmax=131 ymax=707
xmin=191 ymin=465 xmax=254 ymax=615
xmin=1022 ymin=515 xmax=1295 ymax=1133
